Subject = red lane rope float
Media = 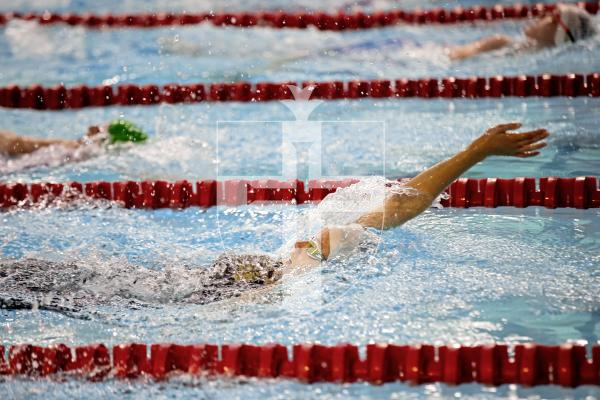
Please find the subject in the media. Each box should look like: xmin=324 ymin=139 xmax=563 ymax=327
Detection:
xmin=1 ymin=177 xmax=599 ymax=210
xmin=1 ymin=342 xmax=599 ymax=386
xmin=1 ymin=73 xmax=599 ymax=111
xmin=1 ymin=2 xmax=599 ymax=30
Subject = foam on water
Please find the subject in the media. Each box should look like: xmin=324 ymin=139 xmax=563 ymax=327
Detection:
xmin=1 ymin=204 xmax=598 ymax=339
xmin=1 ymin=204 xmax=599 ymax=396
xmin=4 ymin=377 xmax=600 ymax=400
xmin=0 ymin=143 xmax=103 ymax=175
xmin=299 ymin=176 xmax=443 ymax=232
xmin=4 ymin=20 xmax=85 ymax=59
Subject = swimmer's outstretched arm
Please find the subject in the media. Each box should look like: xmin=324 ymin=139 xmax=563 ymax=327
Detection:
xmin=357 ymin=123 xmax=548 ymax=230
xmin=448 ymin=35 xmax=512 ymax=60
xmin=0 ymin=130 xmax=79 ymax=156
xmin=287 ymin=123 xmax=548 ymax=266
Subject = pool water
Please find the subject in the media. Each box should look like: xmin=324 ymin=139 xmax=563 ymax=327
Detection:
xmin=1 ymin=97 xmax=599 ymax=181
xmin=2 ymin=16 xmax=600 ymax=86
xmin=1 ymin=1 xmax=600 ymax=399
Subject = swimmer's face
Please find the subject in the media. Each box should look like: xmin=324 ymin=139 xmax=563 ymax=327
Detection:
xmin=524 ymin=14 xmax=558 ymax=46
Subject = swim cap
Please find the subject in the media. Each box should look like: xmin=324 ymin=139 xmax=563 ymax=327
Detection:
xmin=107 ymin=120 xmax=148 ymax=143
xmin=554 ymin=4 xmax=596 ymax=45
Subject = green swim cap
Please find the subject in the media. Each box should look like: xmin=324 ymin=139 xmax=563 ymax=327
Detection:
xmin=107 ymin=120 xmax=148 ymax=143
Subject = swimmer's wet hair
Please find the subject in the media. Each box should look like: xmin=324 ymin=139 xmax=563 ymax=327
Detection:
xmin=210 ymin=253 xmax=283 ymax=285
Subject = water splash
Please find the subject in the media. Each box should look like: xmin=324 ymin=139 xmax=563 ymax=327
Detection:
xmin=4 ymin=19 xmax=85 ymax=59
xmin=0 ymin=143 xmax=103 ymax=175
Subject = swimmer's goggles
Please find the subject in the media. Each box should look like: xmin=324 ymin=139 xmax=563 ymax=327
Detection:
xmin=293 ymin=239 xmax=325 ymax=261
xmin=107 ymin=119 xmax=148 ymax=143
xmin=305 ymin=239 xmax=324 ymax=261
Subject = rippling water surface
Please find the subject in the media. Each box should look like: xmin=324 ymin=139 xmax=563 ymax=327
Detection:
xmin=1 ymin=17 xmax=600 ymax=86
xmin=0 ymin=98 xmax=599 ymax=181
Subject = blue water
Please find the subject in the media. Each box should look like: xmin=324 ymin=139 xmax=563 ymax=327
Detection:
xmin=1 ymin=97 xmax=599 ymax=181
xmin=1 ymin=8 xmax=600 ymax=86
xmin=1 ymin=1 xmax=600 ymax=399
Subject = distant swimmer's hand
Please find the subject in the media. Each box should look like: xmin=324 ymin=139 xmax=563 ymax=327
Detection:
xmin=448 ymin=35 xmax=512 ymax=60
xmin=469 ymin=123 xmax=549 ymax=159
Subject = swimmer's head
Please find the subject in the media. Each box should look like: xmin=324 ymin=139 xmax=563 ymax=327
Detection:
xmin=81 ymin=125 xmax=109 ymax=146
xmin=524 ymin=4 xmax=596 ymax=46
xmin=107 ymin=119 xmax=148 ymax=144
xmin=553 ymin=4 xmax=596 ymax=45
xmin=211 ymin=253 xmax=283 ymax=285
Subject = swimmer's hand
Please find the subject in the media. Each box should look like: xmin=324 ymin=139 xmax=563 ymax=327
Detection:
xmin=285 ymin=225 xmax=364 ymax=270
xmin=285 ymin=228 xmax=339 ymax=270
xmin=448 ymin=35 xmax=512 ymax=60
xmin=469 ymin=123 xmax=549 ymax=159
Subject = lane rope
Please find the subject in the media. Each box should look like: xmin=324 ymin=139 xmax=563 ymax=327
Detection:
xmin=0 ymin=2 xmax=598 ymax=30
xmin=1 ymin=176 xmax=599 ymax=210
xmin=1 ymin=342 xmax=599 ymax=386
xmin=1 ymin=73 xmax=599 ymax=110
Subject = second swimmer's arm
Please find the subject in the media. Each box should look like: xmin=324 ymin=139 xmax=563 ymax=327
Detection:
xmin=0 ymin=130 xmax=79 ymax=156
xmin=448 ymin=35 xmax=512 ymax=60
xmin=356 ymin=123 xmax=549 ymax=230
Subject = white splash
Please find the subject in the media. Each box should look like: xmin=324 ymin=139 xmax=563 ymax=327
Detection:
xmin=5 ymin=19 xmax=85 ymax=59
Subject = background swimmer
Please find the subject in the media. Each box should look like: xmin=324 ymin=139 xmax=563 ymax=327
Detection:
xmin=0 ymin=119 xmax=148 ymax=157
xmin=0 ymin=119 xmax=148 ymax=172
xmin=448 ymin=4 xmax=596 ymax=60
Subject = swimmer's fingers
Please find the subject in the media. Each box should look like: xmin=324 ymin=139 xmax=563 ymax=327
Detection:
xmin=518 ymin=141 xmax=547 ymax=153
xmin=514 ymin=151 xmax=541 ymax=158
xmin=512 ymin=129 xmax=550 ymax=143
xmin=488 ymin=122 xmax=522 ymax=134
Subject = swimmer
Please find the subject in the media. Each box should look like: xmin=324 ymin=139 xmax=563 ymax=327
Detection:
xmin=287 ymin=122 xmax=549 ymax=267
xmin=0 ymin=119 xmax=148 ymax=173
xmin=448 ymin=4 xmax=596 ymax=60
xmin=0 ymin=119 xmax=148 ymax=157
xmin=0 ymin=255 xmax=282 ymax=319
xmin=0 ymin=123 xmax=548 ymax=318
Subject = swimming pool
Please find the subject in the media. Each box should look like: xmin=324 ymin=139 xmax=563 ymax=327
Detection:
xmin=1 ymin=1 xmax=600 ymax=399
